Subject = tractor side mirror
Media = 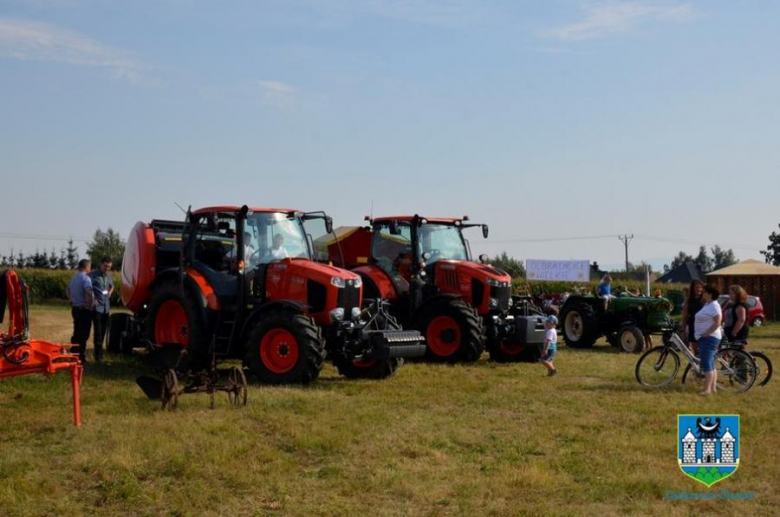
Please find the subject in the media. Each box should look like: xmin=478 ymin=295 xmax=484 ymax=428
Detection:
xmin=325 ymin=216 xmax=333 ymax=234
xmin=479 ymin=253 xmax=489 ymax=264
xmin=482 ymin=225 xmax=489 ymax=239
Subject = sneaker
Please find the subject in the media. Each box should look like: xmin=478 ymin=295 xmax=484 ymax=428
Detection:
xmin=548 ymin=369 xmax=558 ymax=377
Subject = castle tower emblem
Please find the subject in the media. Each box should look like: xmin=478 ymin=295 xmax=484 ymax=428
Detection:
xmin=678 ymin=415 xmax=740 ymax=487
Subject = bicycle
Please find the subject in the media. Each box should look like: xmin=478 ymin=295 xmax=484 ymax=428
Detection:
xmin=682 ymin=339 xmax=772 ymax=387
xmin=635 ymin=328 xmax=757 ymax=393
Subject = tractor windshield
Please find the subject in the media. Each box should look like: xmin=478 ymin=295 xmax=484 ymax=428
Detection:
xmin=418 ymin=223 xmax=469 ymax=264
xmin=245 ymin=212 xmax=310 ymax=267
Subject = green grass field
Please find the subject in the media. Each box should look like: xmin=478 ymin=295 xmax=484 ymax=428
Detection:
xmin=1 ymin=306 xmax=778 ymax=516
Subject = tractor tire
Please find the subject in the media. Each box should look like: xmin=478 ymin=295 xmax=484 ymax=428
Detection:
xmin=416 ymin=299 xmax=485 ymax=363
xmin=108 ymin=313 xmax=132 ymax=355
xmin=616 ymin=324 xmax=645 ymax=353
xmin=487 ymin=339 xmax=541 ymax=363
xmin=334 ymin=357 xmax=403 ymax=379
xmin=145 ymin=282 xmax=208 ymax=363
xmin=559 ymin=302 xmax=599 ymax=348
xmin=245 ymin=310 xmax=325 ymax=384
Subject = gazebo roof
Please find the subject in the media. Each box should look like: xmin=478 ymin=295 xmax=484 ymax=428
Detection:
xmin=707 ymin=259 xmax=780 ymax=277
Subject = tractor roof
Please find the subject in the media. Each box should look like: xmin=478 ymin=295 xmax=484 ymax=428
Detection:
xmin=192 ymin=206 xmax=298 ymax=215
xmin=372 ymin=216 xmax=465 ymax=224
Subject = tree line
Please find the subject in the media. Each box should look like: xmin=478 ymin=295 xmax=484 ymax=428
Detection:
xmin=0 ymin=228 xmax=126 ymax=270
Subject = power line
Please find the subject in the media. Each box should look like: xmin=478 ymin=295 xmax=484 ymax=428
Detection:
xmin=0 ymin=232 xmax=89 ymax=243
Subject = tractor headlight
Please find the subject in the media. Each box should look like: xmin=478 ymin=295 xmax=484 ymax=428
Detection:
xmin=351 ymin=307 xmax=362 ymax=321
xmin=489 ymin=297 xmax=500 ymax=308
xmin=353 ymin=276 xmax=362 ymax=288
xmin=330 ymin=308 xmax=345 ymax=322
xmin=331 ymin=277 xmax=346 ymax=288
xmin=486 ymin=277 xmax=502 ymax=287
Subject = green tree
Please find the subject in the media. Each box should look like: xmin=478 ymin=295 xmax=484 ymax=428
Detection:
xmin=761 ymin=224 xmax=780 ymax=266
xmin=710 ymin=245 xmax=737 ymax=271
xmin=693 ymin=246 xmax=713 ymax=273
xmin=65 ymin=238 xmax=79 ymax=269
xmin=486 ymin=251 xmax=526 ymax=278
xmin=86 ymin=228 xmax=125 ymax=269
xmin=664 ymin=251 xmax=693 ymax=274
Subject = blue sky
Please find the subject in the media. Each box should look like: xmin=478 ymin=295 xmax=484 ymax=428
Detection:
xmin=1 ymin=0 xmax=778 ymax=270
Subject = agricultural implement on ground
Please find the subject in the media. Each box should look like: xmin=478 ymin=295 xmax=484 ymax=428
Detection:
xmin=320 ymin=215 xmax=547 ymax=363
xmin=0 ymin=270 xmax=83 ymax=427
xmin=558 ymin=291 xmax=674 ymax=352
xmin=114 ymin=205 xmax=425 ymax=388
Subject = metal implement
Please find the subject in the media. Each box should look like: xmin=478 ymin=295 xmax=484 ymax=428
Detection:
xmin=0 ymin=270 xmax=83 ymax=428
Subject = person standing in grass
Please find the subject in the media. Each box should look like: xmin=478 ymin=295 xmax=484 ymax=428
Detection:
xmin=541 ymin=315 xmax=558 ymax=377
xmin=681 ymin=280 xmax=705 ymax=354
xmin=66 ymin=259 xmax=93 ymax=363
xmin=694 ymin=285 xmax=723 ymax=396
xmin=723 ymin=285 xmax=749 ymax=344
xmin=89 ymin=257 xmax=114 ymax=363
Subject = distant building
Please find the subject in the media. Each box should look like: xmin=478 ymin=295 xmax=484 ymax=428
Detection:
xmin=708 ymin=259 xmax=780 ymax=321
xmin=657 ymin=261 xmax=704 ymax=285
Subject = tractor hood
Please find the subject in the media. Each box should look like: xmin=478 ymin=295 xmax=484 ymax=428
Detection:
xmin=267 ymin=257 xmax=360 ymax=284
xmin=435 ymin=260 xmax=512 ymax=283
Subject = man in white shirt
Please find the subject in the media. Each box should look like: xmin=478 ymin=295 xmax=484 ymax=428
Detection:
xmin=270 ymin=233 xmax=289 ymax=260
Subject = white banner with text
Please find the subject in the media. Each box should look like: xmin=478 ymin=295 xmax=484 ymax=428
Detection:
xmin=526 ymin=259 xmax=591 ymax=282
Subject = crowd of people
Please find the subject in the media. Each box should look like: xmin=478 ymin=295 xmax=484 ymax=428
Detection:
xmin=680 ymin=280 xmax=751 ymax=396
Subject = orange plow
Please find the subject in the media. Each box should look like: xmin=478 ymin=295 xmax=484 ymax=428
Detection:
xmin=0 ymin=270 xmax=83 ymax=428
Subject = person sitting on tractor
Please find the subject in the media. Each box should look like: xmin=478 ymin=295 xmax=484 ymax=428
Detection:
xmin=270 ymin=233 xmax=289 ymax=260
xmin=597 ymin=274 xmax=613 ymax=310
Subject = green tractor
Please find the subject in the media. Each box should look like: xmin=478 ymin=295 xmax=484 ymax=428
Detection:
xmin=558 ymin=292 xmax=674 ymax=353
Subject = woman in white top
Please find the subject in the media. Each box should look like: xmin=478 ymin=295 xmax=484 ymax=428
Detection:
xmin=694 ymin=285 xmax=723 ymax=396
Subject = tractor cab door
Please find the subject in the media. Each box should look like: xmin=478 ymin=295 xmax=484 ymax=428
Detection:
xmin=371 ymin=222 xmax=413 ymax=295
xmin=188 ymin=212 xmax=240 ymax=306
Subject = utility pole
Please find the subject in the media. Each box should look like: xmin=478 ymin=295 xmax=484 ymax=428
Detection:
xmin=619 ymin=234 xmax=634 ymax=272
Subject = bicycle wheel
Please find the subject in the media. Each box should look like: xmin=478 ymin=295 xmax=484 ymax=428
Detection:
xmin=636 ymin=346 xmax=680 ymax=388
xmin=681 ymin=363 xmax=706 ymax=389
xmin=715 ymin=348 xmax=756 ymax=393
xmin=750 ymin=351 xmax=773 ymax=386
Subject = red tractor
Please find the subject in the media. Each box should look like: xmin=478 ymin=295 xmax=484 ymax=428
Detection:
xmin=112 ymin=206 xmax=424 ymax=384
xmin=323 ymin=215 xmax=546 ymax=363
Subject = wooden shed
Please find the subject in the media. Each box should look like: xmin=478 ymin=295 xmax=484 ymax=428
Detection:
xmin=707 ymin=259 xmax=780 ymax=321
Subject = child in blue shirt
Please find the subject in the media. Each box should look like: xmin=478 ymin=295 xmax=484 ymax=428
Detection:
xmin=541 ymin=315 xmax=558 ymax=377
xmin=597 ymin=274 xmax=613 ymax=310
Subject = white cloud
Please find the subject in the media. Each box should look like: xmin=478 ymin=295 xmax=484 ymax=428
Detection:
xmin=0 ymin=17 xmax=148 ymax=83
xmin=257 ymin=79 xmax=297 ymax=109
xmin=544 ymin=2 xmax=694 ymax=41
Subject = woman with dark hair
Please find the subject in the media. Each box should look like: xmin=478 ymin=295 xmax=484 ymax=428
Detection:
xmin=680 ymin=280 xmax=705 ymax=353
xmin=724 ymin=285 xmax=749 ymax=343
xmin=694 ymin=285 xmax=723 ymax=396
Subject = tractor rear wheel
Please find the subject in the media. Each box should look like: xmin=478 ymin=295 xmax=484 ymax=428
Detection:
xmin=245 ymin=310 xmax=325 ymax=384
xmin=559 ymin=302 xmax=599 ymax=348
xmin=417 ymin=299 xmax=485 ymax=363
xmin=146 ymin=282 xmax=208 ymax=359
xmin=616 ymin=324 xmax=645 ymax=353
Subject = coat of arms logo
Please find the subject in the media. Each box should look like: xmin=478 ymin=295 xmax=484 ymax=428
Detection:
xmin=678 ymin=414 xmax=740 ymax=487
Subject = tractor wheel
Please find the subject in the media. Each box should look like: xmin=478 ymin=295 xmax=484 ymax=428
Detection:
xmin=108 ymin=313 xmax=132 ymax=355
xmin=487 ymin=339 xmax=541 ymax=363
xmin=559 ymin=302 xmax=599 ymax=348
xmin=616 ymin=324 xmax=645 ymax=353
xmin=146 ymin=282 xmax=208 ymax=358
xmin=417 ymin=299 xmax=485 ymax=363
xmin=245 ymin=310 xmax=325 ymax=384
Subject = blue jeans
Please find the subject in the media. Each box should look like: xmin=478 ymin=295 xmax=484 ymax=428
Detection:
xmin=697 ymin=336 xmax=721 ymax=373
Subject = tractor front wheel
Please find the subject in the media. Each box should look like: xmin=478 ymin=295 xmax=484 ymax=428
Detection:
xmin=417 ymin=299 xmax=485 ymax=363
xmin=617 ymin=324 xmax=645 ymax=353
xmin=245 ymin=310 xmax=325 ymax=384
